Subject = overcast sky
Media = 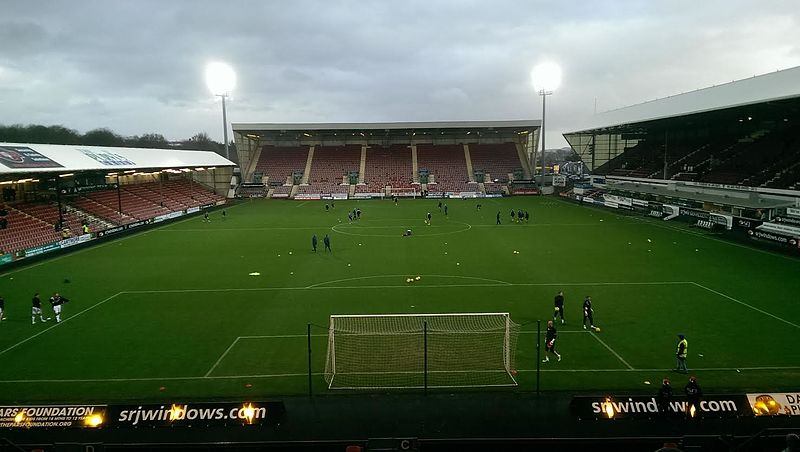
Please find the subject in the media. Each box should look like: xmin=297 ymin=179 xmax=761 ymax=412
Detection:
xmin=1 ymin=0 xmax=799 ymax=148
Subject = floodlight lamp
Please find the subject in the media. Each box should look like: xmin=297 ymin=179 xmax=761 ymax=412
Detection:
xmin=205 ymin=62 xmax=236 ymax=96
xmin=531 ymin=62 xmax=562 ymax=94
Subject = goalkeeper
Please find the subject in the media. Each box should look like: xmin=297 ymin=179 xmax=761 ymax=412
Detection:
xmin=542 ymin=320 xmax=561 ymax=362
xmin=553 ymin=291 xmax=565 ymax=324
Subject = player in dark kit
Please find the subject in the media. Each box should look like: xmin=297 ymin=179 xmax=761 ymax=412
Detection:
xmin=323 ymin=234 xmax=331 ymax=252
xmin=426 ymin=212 xmax=432 ymax=225
xmin=443 ymin=204 xmax=448 ymax=216
xmin=49 ymin=293 xmax=69 ymax=323
xmin=496 ymin=211 xmax=501 ymax=225
xmin=312 ymin=234 xmax=318 ymax=253
xmin=542 ymin=320 xmax=561 ymax=362
xmin=0 ymin=296 xmax=5 ymax=322
xmin=31 ymin=292 xmax=49 ymax=324
xmin=553 ymin=291 xmax=565 ymax=324
xmin=582 ymin=296 xmax=595 ymax=330
xmin=510 ymin=209 xmax=515 ymax=223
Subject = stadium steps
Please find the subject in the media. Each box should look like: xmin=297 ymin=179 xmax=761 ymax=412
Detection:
xmin=358 ymin=145 xmax=367 ymax=184
xmin=411 ymin=145 xmax=419 ymax=183
xmin=302 ymin=145 xmax=314 ymax=184
xmin=349 ymin=185 xmax=356 ymax=197
xmin=463 ymin=144 xmax=475 ymax=182
xmin=514 ymin=142 xmax=532 ymax=178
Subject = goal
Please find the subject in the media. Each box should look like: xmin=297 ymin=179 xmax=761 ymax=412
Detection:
xmin=324 ymin=313 xmax=520 ymax=390
xmin=390 ymin=187 xmax=419 ymax=198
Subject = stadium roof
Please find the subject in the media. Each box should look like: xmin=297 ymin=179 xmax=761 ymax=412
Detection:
xmin=0 ymin=142 xmax=235 ymax=175
xmin=566 ymin=65 xmax=800 ymax=134
xmin=233 ymin=120 xmax=539 ymax=139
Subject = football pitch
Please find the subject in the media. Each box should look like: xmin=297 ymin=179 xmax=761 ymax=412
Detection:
xmin=0 ymin=197 xmax=799 ymax=403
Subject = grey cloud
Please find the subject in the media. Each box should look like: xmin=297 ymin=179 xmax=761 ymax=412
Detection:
xmin=0 ymin=0 xmax=799 ymax=146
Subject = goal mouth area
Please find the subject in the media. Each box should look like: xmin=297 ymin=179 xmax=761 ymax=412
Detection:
xmin=327 ymin=369 xmax=519 ymax=390
xmin=324 ymin=312 xmax=520 ymax=390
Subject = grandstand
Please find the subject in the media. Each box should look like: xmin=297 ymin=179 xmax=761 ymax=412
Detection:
xmin=233 ymin=120 xmax=539 ymax=198
xmin=0 ymin=143 xmax=233 ymax=259
xmin=565 ymin=66 xmax=800 ymax=190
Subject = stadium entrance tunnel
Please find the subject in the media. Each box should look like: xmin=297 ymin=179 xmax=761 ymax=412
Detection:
xmin=331 ymin=219 xmax=471 ymax=237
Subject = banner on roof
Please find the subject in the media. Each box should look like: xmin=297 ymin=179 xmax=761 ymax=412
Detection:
xmin=747 ymin=393 xmax=800 ymax=416
xmin=0 ymin=146 xmax=63 ymax=169
xmin=0 ymin=142 xmax=233 ymax=174
xmin=787 ymin=207 xmax=800 ymax=218
xmin=78 ymin=149 xmax=136 ymax=166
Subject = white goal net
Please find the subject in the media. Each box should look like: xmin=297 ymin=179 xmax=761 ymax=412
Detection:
xmin=324 ymin=313 xmax=520 ymax=390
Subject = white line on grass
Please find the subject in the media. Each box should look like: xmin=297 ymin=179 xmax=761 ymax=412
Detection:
xmin=692 ymin=282 xmax=800 ymax=330
xmin=626 ymin=215 xmax=800 ymax=262
xmin=204 ymin=337 xmax=241 ymax=377
xmin=123 ymin=280 xmax=692 ymax=295
xmin=295 ymin=201 xmax=310 ymax=208
xmin=305 ymin=274 xmax=514 ymax=289
xmin=2 ymin=365 xmax=800 ymax=384
xmin=235 ymin=331 xmax=588 ymax=340
xmin=0 ymin=292 xmax=123 ymax=358
xmin=589 ymin=330 xmax=634 ymax=370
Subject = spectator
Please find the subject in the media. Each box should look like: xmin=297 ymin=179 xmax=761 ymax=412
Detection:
xmin=684 ymin=376 xmax=702 ymax=418
xmin=657 ymin=378 xmax=673 ymax=417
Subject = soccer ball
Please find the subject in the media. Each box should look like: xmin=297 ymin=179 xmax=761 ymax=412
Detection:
xmin=415 ymin=276 xmax=421 ymax=281
xmin=593 ymin=327 xmax=601 ymax=332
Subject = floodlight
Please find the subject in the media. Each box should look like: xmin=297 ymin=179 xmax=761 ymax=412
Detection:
xmin=205 ymin=62 xmax=236 ymax=96
xmin=531 ymin=62 xmax=562 ymax=93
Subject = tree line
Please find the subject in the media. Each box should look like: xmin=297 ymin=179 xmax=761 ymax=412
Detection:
xmin=0 ymin=124 xmax=236 ymax=160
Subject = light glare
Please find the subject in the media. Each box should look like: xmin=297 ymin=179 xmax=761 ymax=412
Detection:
xmin=531 ymin=62 xmax=562 ymax=93
xmin=205 ymin=62 xmax=236 ymax=95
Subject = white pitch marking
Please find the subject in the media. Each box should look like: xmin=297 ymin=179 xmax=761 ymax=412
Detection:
xmin=589 ymin=330 xmax=634 ymax=370
xmin=0 ymin=292 xmax=123 ymax=358
xmin=692 ymin=282 xmax=800 ymax=330
xmin=204 ymin=337 xmax=241 ymax=377
xmin=2 ymin=366 xmax=799 ymax=384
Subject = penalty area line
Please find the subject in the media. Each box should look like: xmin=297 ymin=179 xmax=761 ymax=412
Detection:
xmin=0 ymin=292 xmax=123 ymax=358
xmin=589 ymin=331 xmax=634 ymax=370
xmin=204 ymin=337 xmax=241 ymax=377
xmin=692 ymin=282 xmax=800 ymax=330
xmin=2 ymin=366 xmax=800 ymax=384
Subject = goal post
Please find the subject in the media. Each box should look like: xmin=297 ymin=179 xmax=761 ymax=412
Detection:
xmin=324 ymin=313 xmax=520 ymax=390
xmin=390 ymin=187 xmax=418 ymax=198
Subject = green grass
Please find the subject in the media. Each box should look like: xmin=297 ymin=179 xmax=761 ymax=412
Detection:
xmin=0 ymin=196 xmax=798 ymax=403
